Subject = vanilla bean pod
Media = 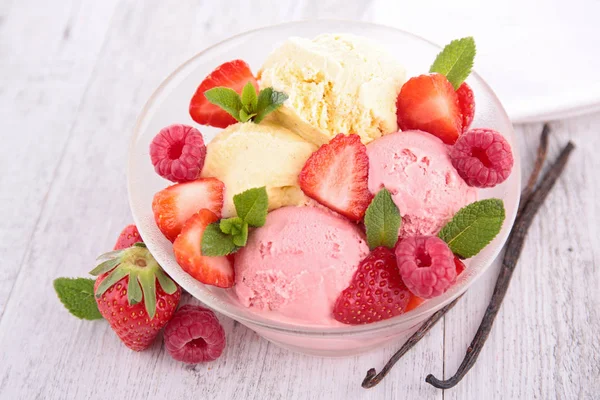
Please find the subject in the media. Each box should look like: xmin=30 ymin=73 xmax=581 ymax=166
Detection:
xmin=362 ymin=296 xmax=462 ymax=388
xmin=519 ymin=123 xmax=550 ymax=214
xmin=361 ymin=126 xmax=557 ymax=389
xmin=426 ymin=141 xmax=575 ymax=389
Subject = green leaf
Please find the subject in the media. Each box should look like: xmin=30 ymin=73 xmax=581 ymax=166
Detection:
xmin=138 ymin=271 xmax=157 ymax=319
xmin=201 ymin=223 xmax=239 ymax=256
xmin=204 ymin=87 xmax=243 ymax=121
xmin=95 ymin=267 xmax=128 ymax=298
xmin=364 ymin=188 xmax=401 ymax=250
xmin=429 ymin=37 xmax=476 ymax=90
xmin=220 ymin=217 xmax=243 ymax=234
xmin=53 ymin=278 xmax=103 ymax=320
xmin=155 ymin=269 xmax=178 ymax=295
xmin=239 ymin=109 xmax=256 ymax=123
xmin=232 ymin=222 xmax=249 ymax=247
xmin=89 ymin=257 xmax=120 ymax=276
xmin=233 ymin=186 xmax=269 ymax=227
xmin=127 ymin=272 xmax=142 ymax=305
xmin=438 ymin=198 xmax=506 ymax=258
xmin=241 ymin=82 xmax=258 ymax=112
xmin=253 ymin=88 xmax=288 ymax=123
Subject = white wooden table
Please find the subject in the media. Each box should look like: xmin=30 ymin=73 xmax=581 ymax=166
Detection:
xmin=1 ymin=1 xmax=599 ymax=399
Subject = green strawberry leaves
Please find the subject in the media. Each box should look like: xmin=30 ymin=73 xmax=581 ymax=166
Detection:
xmin=438 ymin=198 xmax=505 ymax=258
xmin=202 ymin=186 xmax=269 ymax=256
xmin=430 ymin=37 xmax=476 ymax=90
xmin=53 ymin=278 xmax=103 ymax=320
xmin=364 ymin=188 xmax=401 ymax=250
xmin=204 ymin=83 xmax=288 ymax=124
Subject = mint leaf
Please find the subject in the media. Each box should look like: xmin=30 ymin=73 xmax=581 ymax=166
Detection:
xmin=429 ymin=37 xmax=476 ymax=90
xmin=364 ymin=188 xmax=401 ymax=250
xmin=204 ymin=87 xmax=243 ymax=121
xmin=232 ymin=222 xmax=249 ymax=247
xmin=220 ymin=217 xmax=244 ymax=234
xmin=241 ymin=82 xmax=258 ymax=112
xmin=239 ymin=109 xmax=256 ymax=123
xmin=233 ymin=186 xmax=269 ymax=227
xmin=201 ymin=223 xmax=239 ymax=256
xmin=438 ymin=198 xmax=505 ymax=258
xmin=253 ymin=88 xmax=288 ymax=123
xmin=54 ymin=278 xmax=103 ymax=320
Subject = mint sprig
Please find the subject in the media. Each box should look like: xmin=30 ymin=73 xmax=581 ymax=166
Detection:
xmin=204 ymin=83 xmax=288 ymax=124
xmin=429 ymin=37 xmax=476 ymax=90
xmin=438 ymin=198 xmax=505 ymax=258
xmin=364 ymin=188 xmax=401 ymax=250
xmin=202 ymin=186 xmax=269 ymax=256
xmin=54 ymin=277 xmax=103 ymax=320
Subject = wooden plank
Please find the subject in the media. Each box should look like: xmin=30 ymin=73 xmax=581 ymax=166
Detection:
xmin=444 ymin=118 xmax=600 ymax=399
xmin=0 ymin=0 xmax=120 ymax=315
xmin=0 ymin=1 xmax=443 ymax=399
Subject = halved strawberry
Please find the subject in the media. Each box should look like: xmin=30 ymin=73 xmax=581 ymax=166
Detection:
xmin=152 ymin=178 xmax=224 ymax=242
xmin=396 ymin=73 xmax=463 ymax=144
xmin=173 ymin=209 xmax=234 ymax=288
xmin=457 ymin=82 xmax=475 ymax=133
xmin=189 ymin=59 xmax=258 ymax=128
xmin=454 ymin=255 xmax=466 ymax=275
xmin=299 ymin=134 xmax=372 ymax=221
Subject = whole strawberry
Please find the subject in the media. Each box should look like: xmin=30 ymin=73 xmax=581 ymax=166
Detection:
xmin=90 ymin=240 xmax=181 ymax=351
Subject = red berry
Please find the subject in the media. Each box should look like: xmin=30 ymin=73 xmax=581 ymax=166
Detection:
xmin=333 ymin=247 xmax=414 ymax=325
xmin=164 ymin=305 xmax=226 ymax=363
xmin=173 ymin=209 xmax=235 ymax=288
xmin=457 ymin=82 xmax=475 ymax=133
xmin=395 ymin=236 xmax=456 ymax=299
xmin=93 ymin=246 xmax=181 ymax=351
xmin=396 ymin=73 xmax=462 ymax=144
xmin=152 ymin=178 xmax=224 ymax=242
xmin=405 ymin=295 xmax=425 ymax=312
xmin=114 ymin=225 xmax=143 ymax=250
xmin=150 ymin=124 xmax=206 ymax=183
xmin=189 ymin=59 xmax=258 ymax=128
xmin=299 ymin=134 xmax=372 ymax=221
xmin=454 ymin=256 xmax=466 ymax=275
xmin=450 ymin=128 xmax=514 ymax=188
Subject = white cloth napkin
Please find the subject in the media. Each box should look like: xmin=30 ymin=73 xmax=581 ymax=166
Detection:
xmin=370 ymin=0 xmax=600 ymax=122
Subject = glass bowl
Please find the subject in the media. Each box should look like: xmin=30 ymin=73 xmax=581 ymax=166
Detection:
xmin=127 ymin=20 xmax=520 ymax=357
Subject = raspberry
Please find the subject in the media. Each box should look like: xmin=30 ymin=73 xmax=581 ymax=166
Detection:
xmin=457 ymin=82 xmax=475 ymax=132
xmin=333 ymin=247 xmax=414 ymax=325
xmin=150 ymin=124 xmax=206 ymax=183
xmin=395 ymin=236 xmax=456 ymax=299
xmin=163 ymin=304 xmax=226 ymax=363
xmin=450 ymin=128 xmax=514 ymax=188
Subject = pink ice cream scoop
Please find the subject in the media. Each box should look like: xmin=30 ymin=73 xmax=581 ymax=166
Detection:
xmin=234 ymin=206 xmax=369 ymax=325
xmin=367 ymin=130 xmax=477 ymax=237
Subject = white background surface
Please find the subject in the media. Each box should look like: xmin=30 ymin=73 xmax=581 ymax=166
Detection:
xmin=0 ymin=1 xmax=599 ymax=399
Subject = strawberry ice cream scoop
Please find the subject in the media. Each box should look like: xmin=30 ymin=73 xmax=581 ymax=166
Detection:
xmin=367 ymin=130 xmax=477 ymax=237
xmin=234 ymin=206 xmax=369 ymax=325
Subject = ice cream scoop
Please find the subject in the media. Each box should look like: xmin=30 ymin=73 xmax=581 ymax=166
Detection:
xmin=234 ymin=206 xmax=369 ymax=325
xmin=200 ymin=122 xmax=317 ymax=217
xmin=258 ymin=34 xmax=406 ymax=145
xmin=367 ymin=130 xmax=477 ymax=237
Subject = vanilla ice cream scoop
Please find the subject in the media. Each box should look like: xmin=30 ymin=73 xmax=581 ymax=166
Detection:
xmin=258 ymin=34 xmax=406 ymax=145
xmin=200 ymin=122 xmax=317 ymax=217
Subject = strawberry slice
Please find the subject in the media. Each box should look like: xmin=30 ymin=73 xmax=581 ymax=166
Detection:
xmin=457 ymin=82 xmax=475 ymax=133
xmin=152 ymin=178 xmax=224 ymax=242
xmin=299 ymin=134 xmax=372 ymax=221
xmin=189 ymin=59 xmax=258 ymax=128
xmin=173 ymin=209 xmax=234 ymax=288
xmin=396 ymin=73 xmax=463 ymax=144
